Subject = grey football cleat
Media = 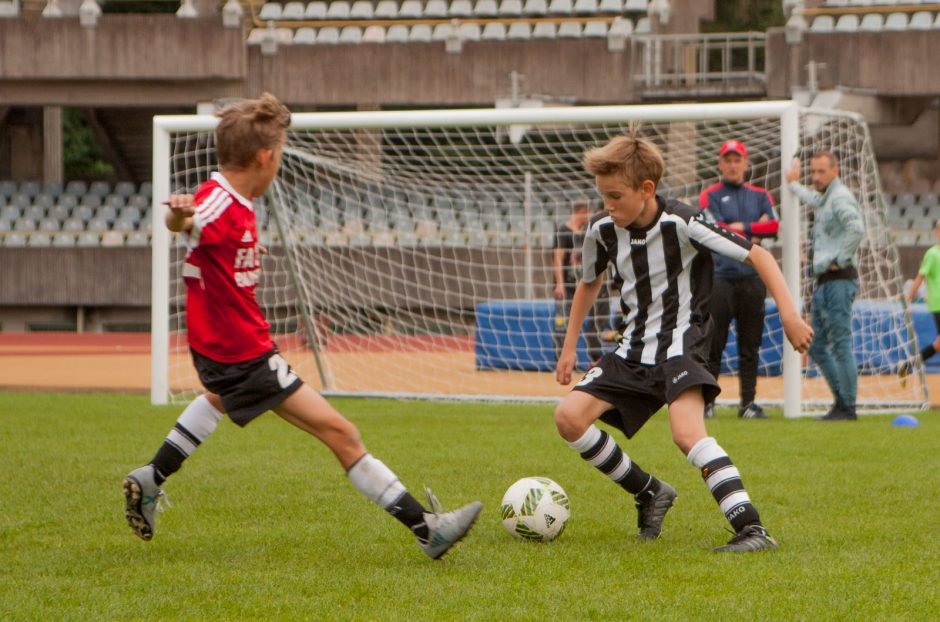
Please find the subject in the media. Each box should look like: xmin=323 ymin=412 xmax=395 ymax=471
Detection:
xmin=635 ymin=481 xmax=677 ymax=541
xmin=123 ymin=464 xmax=169 ymax=541
xmin=418 ymin=488 xmax=482 ymax=560
xmin=714 ymin=524 xmax=778 ymax=553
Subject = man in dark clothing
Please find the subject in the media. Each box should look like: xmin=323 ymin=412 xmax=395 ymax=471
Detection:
xmin=699 ymin=140 xmax=779 ymax=419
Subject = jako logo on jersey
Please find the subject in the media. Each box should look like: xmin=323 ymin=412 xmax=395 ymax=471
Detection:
xmin=671 ymin=370 xmax=688 ymax=384
xmin=241 ymin=230 xmax=253 ymax=243
xmin=630 ymin=238 xmax=646 ymax=246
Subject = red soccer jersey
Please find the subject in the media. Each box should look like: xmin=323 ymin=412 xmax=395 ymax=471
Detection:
xmin=183 ymin=172 xmax=273 ymax=363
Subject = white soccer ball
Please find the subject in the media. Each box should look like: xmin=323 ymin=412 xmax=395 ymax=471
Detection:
xmin=500 ymin=477 xmax=570 ymax=541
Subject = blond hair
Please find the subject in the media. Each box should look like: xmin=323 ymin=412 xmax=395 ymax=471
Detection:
xmin=582 ymin=128 xmax=665 ymax=190
xmin=215 ymin=92 xmax=291 ymax=170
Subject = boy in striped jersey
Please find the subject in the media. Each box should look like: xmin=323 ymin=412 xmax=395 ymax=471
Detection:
xmin=554 ymin=131 xmax=814 ymax=552
xmin=123 ymin=93 xmax=481 ymax=559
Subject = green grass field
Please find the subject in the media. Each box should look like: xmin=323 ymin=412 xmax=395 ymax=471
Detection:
xmin=1 ymin=392 xmax=938 ymax=621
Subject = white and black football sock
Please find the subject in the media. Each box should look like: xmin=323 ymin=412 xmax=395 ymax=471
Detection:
xmin=347 ymin=453 xmax=429 ymax=541
xmin=687 ymin=437 xmax=761 ymax=532
xmin=567 ymin=425 xmax=657 ymax=496
xmin=149 ymin=394 xmax=223 ymax=485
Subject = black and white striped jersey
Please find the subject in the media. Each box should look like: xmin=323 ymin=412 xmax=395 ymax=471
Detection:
xmin=582 ymin=195 xmax=753 ymax=365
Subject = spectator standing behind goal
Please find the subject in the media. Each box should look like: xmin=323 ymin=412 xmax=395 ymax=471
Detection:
xmin=786 ymin=152 xmax=864 ymax=421
xmin=554 ymin=131 xmax=813 ymax=552
xmin=122 ymin=93 xmax=481 ymax=559
xmin=899 ymin=219 xmax=940 ymax=382
xmin=553 ymin=198 xmax=606 ymax=363
xmin=699 ymin=140 xmax=779 ymax=420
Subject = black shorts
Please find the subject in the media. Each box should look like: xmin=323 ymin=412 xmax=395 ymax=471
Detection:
xmin=571 ymin=352 xmax=720 ymax=439
xmin=190 ymin=346 xmax=304 ymax=427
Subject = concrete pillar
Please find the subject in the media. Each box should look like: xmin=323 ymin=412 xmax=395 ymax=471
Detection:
xmin=43 ymin=105 xmax=63 ymax=184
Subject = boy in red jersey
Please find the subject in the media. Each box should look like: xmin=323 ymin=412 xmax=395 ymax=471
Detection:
xmin=123 ymin=94 xmax=481 ymax=559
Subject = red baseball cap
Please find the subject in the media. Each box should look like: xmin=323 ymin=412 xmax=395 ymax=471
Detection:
xmin=719 ymin=140 xmax=748 ymax=158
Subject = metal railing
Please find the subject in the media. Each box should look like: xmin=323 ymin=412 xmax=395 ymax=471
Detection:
xmin=633 ymin=31 xmax=766 ymax=98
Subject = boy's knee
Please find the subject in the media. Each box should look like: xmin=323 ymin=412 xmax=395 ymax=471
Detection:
xmin=554 ymin=403 xmax=585 ymax=442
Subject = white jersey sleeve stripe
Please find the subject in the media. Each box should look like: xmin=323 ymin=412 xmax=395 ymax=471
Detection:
xmin=687 ymin=214 xmax=751 ymax=262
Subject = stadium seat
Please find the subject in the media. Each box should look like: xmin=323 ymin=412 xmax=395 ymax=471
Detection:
xmin=399 ymin=0 xmax=423 ymax=18
xmin=305 ymin=1 xmax=326 ymax=18
xmin=506 ymin=22 xmax=533 ymax=38
xmin=532 ymin=21 xmax=557 ymax=37
xmin=432 ymin=22 xmax=456 ymax=40
xmin=19 ymin=181 xmax=40 ymax=198
xmin=481 ymin=22 xmax=507 ymax=39
xmin=73 ymin=205 xmax=94 ymax=222
xmin=258 ymin=2 xmax=282 ymax=20
xmin=350 ymin=0 xmax=373 ymax=18
xmin=459 ymin=23 xmax=482 ymax=40
xmin=105 ymin=194 xmax=125 ymax=209
xmin=884 ymin=12 xmax=908 ymax=30
xmin=410 ymin=24 xmax=433 ymax=41
xmin=80 ymin=194 xmax=102 ymax=209
xmin=113 ymin=181 xmax=136 ymax=197
xmin=4 ymin=232 xmax=27 ymax=247
xmin=293 ymin=27 xmax=317 ymax=44
xmin=908 ymin=11 xmax=932 ymax=29
xmin=0 ymin=180 xmax=16 ymax=198
xmin=449 ymin=0 xmax=473 ymax=17
xmin=834 ymin=14 xmax=859 ymax=32
xmin=52 ymin=233 xmax=77 ymax=247
xmin=282 ymin=1 xmax=305 ymax=19
xmin=97 ymin=205 xmax=118 ymax=222
xmin=100 ymin=231 xmax=125 ymax=247
xmin=634 ymin=16 xmax=650 ymax=33
xmin=139 ymin=181 xmax=153 ymax=197
xmin=623 ymin=0 xmax=646 ymax=10
xmin=810 ymin=15 xmax=834 ymax=32
xmin=374 ymin=0 xmax=397 ymax=18
xmin=548 ymin=0 xmax=572 ymax=14
xmin=28 ymin=232 xmax=52 ymax=247
xmin=326 ymin=1 xmax=350 ymax=19
xmin=76 ymin=232 xmax=99 ymax=247
xmin=0 ymin=205 xmax=18 ymax=221
xmin=582 ymin=20 xmax=607 ymax=37
xmin=49 ymin=204 xmax=70 ymax=222
xmin=598 ymin=0 xmax=620 ymax=12
xmin=522 ymin=0 xmax=547 ymax=14
xmin=126 ymin=231 xmax=150 ymax=247
xmin=38 ymin=218 xmax=60 ymax=232
xmin=363 ymin=25 xmax=386 ymax=43
xmin=386 ymin=24 xmax=410 ymax=42
xmin=425 ymin=0 xmax=449 ymax=17
xmin=859 ymin=14 xmax=883 ymax=31
xmin=573 ymin=0 xmax=598 ymax=14
xmin=24 ymin=205 xmax=45 ymax=221
xmin=558 ymin=21 xmax=581 ymax=37
xmin=498 ymin=0 xmax=523 ymax=16
xmin=86 ymin=217 xmax=110 ymax=232
xmin=14 ymin=218 xmax=36 ymax=231
xmin=42 ymin=181 xmax=63 ymax=198
xmin=339 ymin=26 xmax=363 ymax=43
xmin=473 ymin=0 xmax=498 ymax=16
xmin=34 ymin=194 xmax=55 ymax=210
xmin=113 ymin=219 xmax=136 ymax=232
xmin=10 ymin=193 xmax=30 ymax=208
xmin=62 ymin=218 xmax=84 ymax=232
xmin=89 ymin=181 xmax=110 ymax=197
xmin=316 ymin=27 xmax=340 ymax=43
xmin=64 ymin=180 xmax=87 ymax=197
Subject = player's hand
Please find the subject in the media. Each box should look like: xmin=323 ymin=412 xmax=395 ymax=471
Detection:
xmin=258 ymin=244 xmax=268 ymax=255
xmin=555 ymin=349 xmax=577 ymax=385
xmin=554 ymin=284 xmax=565 ymax=300
xmin=164 ymin=194 xmax=196 ymax=217
xmin=785 ymin=158 xmax=801 ymax=183
xmin=783 ymin=314 xmax=814 ymax=354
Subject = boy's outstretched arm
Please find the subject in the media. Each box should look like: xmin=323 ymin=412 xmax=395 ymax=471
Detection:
xmin=745 ymin=244 xmax=814 ymax=353
xmin=555 ymin=277 xmax=604 ymax=385
xmin=165 ymin=194 xmax=196 ymax=233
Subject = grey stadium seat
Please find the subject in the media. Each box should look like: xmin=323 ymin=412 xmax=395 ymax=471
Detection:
xmin=432 ymin=23 xmax=456 ymax=41
xmin=482 ymin=22 xmax=507 ymax=39
xmin=258 ymin=2 xmax=282 ymax=20
xmin=282 ymin=1 xmax=306 ymax=19
xmin=326 ymin=1 xmax=350 ymax=18
xmin=65 ymin=180 xmax=87 ymax=197
xmin=39 ymin=218 xmax=60 ymax=232
xmin=834 ymin=14 xmax=859 ymax=32
xmin=350 ymin=0 xmax=373 ymax=19
xmin=522 ymin=0 xmax=547 ymax=14
xmin=293 ymin=27 xmax=317 ymax=44
xmin=449 ymin=0 xmax=473 ymax=16
xmin=459 ymin=23 xmax=482 ymax=40
xmin=409 ymin=24 xmax=433 ymax=42
xmin=53 ymin=233 xmax=77 ymax=247
xmin=574 ymin=0 xmax=598 ymax=14
xmin=81 ymin=194 xmax=102 ymax=208
xmin=374 ymin=0 xmax=397 ymax=18
xmin=97 ymin=205 xmax=118 ymax=222
xmin=582 ymin=21 xmax=607 ymax=37
xmin=386 ymin=25 xmax=409 ymax=42
xmin=42 ymin=182 xmax=63 ymax=198
xmin=14 ymin=217 xmax=36 ymax=231
xmin=86 ymin=217 xmax=110 ymax=232
xmin=0 ymin=205 xmax=18 ymax=221
xmin=19 ymin=181 xmax=40 ymax=197
xmin=548 ymin=0 xmax=572 ymax=14
xmin=532 ymin=22 xmax=557 ymax=37
xmin=399 ymin=0 xmax=423 ymax=17
xmin=473 ymin=0 xmax=498 ymax=16
xmin=363 ymin=25 xmax=386 ymax=42
xmin=884 ymin=12 xmax=908 ymax=30
xmin=62 ymin=218 xmax=85 ymax=232
xmin=425 ymin=0 xmax=449 ymax=17
xmin=11 ymin=193 xmax=31 ymax=208
xmin=4 ymin=232 xmax=28 ymax=247
xmin=623 ymin=0 xmax=646 ymax=10
xmin=316 ymin=27 xmax=340 ymax=44
xmin=24 ymin=205 xmax=45 ymax=221
xmin=909 ymin=11 xmax=932 ymax=30
xmin=114 ymin=181 xmax=136 ymax=197
xmin=558 ymin=21 xmax=581 ymax=37
xmin=77 ymin=232 xmax=100 ymax=247
xmin=634 ymin=16 xmax=650 ymax=33
xmin=339 ymin=26 xmax=363 ymax=43
xmin=89 ymin=181 xmax=110 ymax=197
xmin=498 ymin=0 xmax=523 ymax=16
xmin=305 ymin=1 xmax=327 ymax=18
xmin=28 ymin=232 xmax=52 ymax=247
xmin=49 ymin=204 xmax=70 ymax=222
xmin=859 ymin=14 xmax=883 ymax=31
xmin=598 ymin=0 xmax=620 ymax=12
xmin=0 ymin=180 xmax=17 ymax=198
xmin=126 ymin=232 xmax=150 ymax=247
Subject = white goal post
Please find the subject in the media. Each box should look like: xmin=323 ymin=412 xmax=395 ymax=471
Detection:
xmin=151 ymin=101 xmax=927 ymax=417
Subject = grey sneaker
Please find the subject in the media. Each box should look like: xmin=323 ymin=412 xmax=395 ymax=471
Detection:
xmin=634 ymin=481 xmax=677 ymax=541
xmin=123 ymin=465 xmax=168 ymax=541
xmin=418 ymin=488 xmax=482 ymax=560
xmin=714 ymin=524 xmax=778 ymax=553
xmin=738 ymin=403 xmax=768 ymax=419
xmin=704 ymin=403 xmax=715 ymax=419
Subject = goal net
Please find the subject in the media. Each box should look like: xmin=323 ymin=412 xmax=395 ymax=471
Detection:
xmin=152 ymin=102 xmax=927 ymax=416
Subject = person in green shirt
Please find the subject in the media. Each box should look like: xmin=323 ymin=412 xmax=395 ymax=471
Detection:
xmin=899 ymin=219 xmax=940 ymax=383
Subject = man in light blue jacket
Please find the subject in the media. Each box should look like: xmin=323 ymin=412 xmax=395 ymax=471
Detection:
xmin=786 ymin=152 xmax=864 ymax=420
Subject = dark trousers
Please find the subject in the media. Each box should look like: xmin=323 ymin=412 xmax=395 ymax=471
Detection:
xmin=706 ymin=277 xmax=767 ymax=406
